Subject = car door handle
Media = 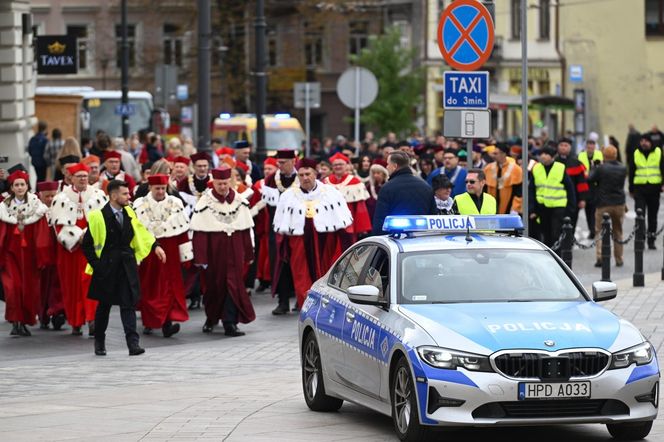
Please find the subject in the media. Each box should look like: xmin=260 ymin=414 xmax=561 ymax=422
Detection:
xmin=321 ymin=297 xmax=329 ymax=308
xmin=345 ymin=311 xmax=355 ymax=322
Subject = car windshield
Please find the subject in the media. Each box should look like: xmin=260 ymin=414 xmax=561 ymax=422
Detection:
xmin=400 ymin=249 xmax=585 ymax=304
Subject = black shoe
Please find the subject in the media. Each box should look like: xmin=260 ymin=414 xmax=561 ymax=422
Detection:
xmin=648 ymin=242 xmax=657 ymax=250
xmin=616 ymin=260 xmax=624 ymax=267
xmin=162 ymin=322 xmax=180 ymax=338
xmin=188 ymin=298 xmax=201 ymax=310
xmin=10 ymin=323 xmax=20 ymax=336
xmin=291 ymin=306 xmax=300 ymax=313
xmin=52 ymin=313 xmax=65 ymax=331
xmin=256 ymin=281 xmax=270 ymax=293
xmin=40 ymin=323 xmax=50 ymax=330
xmin=588 ymin=232 xmax=595 ymax=240
xmin=72 ymin=326 xmax=83 ymax=336
xmin=272 ymin=305 xmax=290 ymax=315
xmin=128 ymin=346 xmax=145 ymax=356
xmin=202 ymin=320 xmax=214 ymax=333
xmin=88 ymin=321 xmax=95 ymax=337
xmin=224 ymin=324 xmax=245 ymax=337
xmin=143 ymin=327 xmax=153 ymax=335
xmin=19 ymin=324 xmax=31 ymax=337
xmin=594 ymin=261 xmax=602 ymax=268
xmin=94 ymin=341 xmax=106 ymax=356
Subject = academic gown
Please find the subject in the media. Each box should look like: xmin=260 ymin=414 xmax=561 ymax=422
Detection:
xmin=40 ymin=227 xmax=65 ymax=323
xmin=250 ymin=180 xmax=271 ymax=283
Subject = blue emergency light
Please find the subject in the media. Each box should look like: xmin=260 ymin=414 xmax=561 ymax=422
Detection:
xmin=219 ymin=113 xmax=231 ymax=119
xmin=382 ymin=215 xmax=524 ymax=234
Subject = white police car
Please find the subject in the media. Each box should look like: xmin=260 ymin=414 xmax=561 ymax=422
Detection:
xmin=298 ymin=215 xmax=659 ymax=441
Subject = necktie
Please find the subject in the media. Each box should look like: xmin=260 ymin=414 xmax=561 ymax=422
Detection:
xmin=115 ymin=210 xmax=123 ymax=226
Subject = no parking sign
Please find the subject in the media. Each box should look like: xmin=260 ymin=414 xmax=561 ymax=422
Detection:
xmin=437 ymin=0 xmax=494 ymax=71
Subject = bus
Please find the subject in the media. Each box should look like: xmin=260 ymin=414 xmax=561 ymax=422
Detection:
xmin=212 ymin=113 xmax=305 ymax=151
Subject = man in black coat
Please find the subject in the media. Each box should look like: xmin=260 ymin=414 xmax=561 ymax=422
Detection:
xmin=82 ymin=180 xmax=166 ymax=356
xmin=371 ymin=151 xmax=436 ymax=235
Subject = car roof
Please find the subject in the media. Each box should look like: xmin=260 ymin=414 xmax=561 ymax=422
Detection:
xmin=367 ymin=233 xmax=547 ymax=254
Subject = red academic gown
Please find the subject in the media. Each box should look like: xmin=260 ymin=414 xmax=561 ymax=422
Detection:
xmin=40 ymin=226 xmax=65 ymax=323
xmin=0 ymin=216 xmax=51 ymax=325
xmin=56 ymin=217 xmax=98 ymax=327
xmin=250 ymin=179 xmax=271 ymax=283
xmin=324 ymin=174 xmax=372 ymax=249
xmin=192 ymin=190 xmax=255 ymax=324
xmin=138 ymin=233 xmax=190 ymax=328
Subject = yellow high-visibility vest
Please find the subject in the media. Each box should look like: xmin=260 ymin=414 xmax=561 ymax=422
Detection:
xmin=578 ymin=150 xmax=603 ymax=172
xmin=84 ymin=205 xmax=155 ymax=275
xmin=454 ymin=192 xmax=497 ymax=215
xmin=634 ymin=147 xmax=662 ymax=185
xmin=532 ymin=162 xmax=567 ymax=208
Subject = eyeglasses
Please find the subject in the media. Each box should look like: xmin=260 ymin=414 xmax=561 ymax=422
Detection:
xmin=465 ymin=180 xmax=477 ymax=184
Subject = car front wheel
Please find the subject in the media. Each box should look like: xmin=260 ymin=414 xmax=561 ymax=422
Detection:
xmin=301 ymin=333 xmax=343 ymax=412
xmin=392 ymin=357 xmax=426 ymax=441
xmin=606 ymin=420 xmax=653 ymax=440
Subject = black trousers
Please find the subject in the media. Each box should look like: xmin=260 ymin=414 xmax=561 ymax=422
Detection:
xmin=634 ymin=190 xmax=661 ymax=240
xmin=540 ymin=207 xmax=566 ymax=250
xmin=276 ymin=263 xmax=295 ymax=307
xmin=34 ymin=165 xmax=46 ymax=182
xmin=585 ymin=200 xmax=596 ymax=236
xmin=222 ymin=295 xmax=238 ymax=327
xmin=94 ymin=302 xmax=139 ymax=347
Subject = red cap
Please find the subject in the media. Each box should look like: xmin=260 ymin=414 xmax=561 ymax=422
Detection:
xmin=190 ymin=152 xmax=211 ymax=163
xmin=67 ymin=163 xmax=91 ymax=175
xmin=211 ymin=168 xmax=232 ymax=180
xmin=164 ymin=155 xmax=178 ymax=163
xmin=264 ymin=157 xmax=278 ymax=167
xmin=8 ymin=170 xmax=29 ymax=185
xmin=81 ymin=155 xmax=100 ymax=166
xmin=275 ymin=149 xmax=296 ymax=159
xmin=372 ymin=158 xmax=388 ymax=167
xmin=296 ymin=158 xmax=318 ymax=170
xmin=236 ymin=161 xmax=249 ymax=173
xmin=147 ymin=174 xmax=170 ymax=185
xmin=433 ymin=144 xmax=444 ymax=153
xmin=216 ymin=147 xmax=235 ymax=157
xmin=173 ymin=156 xmax=191 ymax=165
xmin=329 ymin=152 xmax=350 ymax=164
xmin=104 ymin=150 xmax=122 ymax=161
xmin=37 ymin=181 xmax=59 ymax=192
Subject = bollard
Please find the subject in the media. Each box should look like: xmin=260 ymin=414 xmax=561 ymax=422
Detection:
xmin=634 ymin=208 xmax=645 ymax=287
xmin=561 ymin=216 xmax=574 ymax=269
xmin=601 ymin=212 xmax=612 ymax=282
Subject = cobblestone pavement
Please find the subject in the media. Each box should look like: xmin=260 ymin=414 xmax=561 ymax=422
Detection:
xmin=0 ymin=274 xmax=663 ymax=441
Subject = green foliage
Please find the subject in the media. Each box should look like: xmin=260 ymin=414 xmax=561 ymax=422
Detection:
xmin=351 ymin=27 xmax=424 ymax=138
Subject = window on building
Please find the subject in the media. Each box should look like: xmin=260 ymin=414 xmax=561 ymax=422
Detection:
xmin=646 ymin=0 xmax=664 ymax=36
xmin=267 ymin=25 xmax=278 ymax=67
xmin=67 ymin=25 xmax=89 ymax=71
xmin=511 ymin=0 xmax=521 ymax=39
xmin=539 ymin=0 xmax=550 ymax=40
xmin=163 ymin=23 xmax=183 ymax=67
xmin=115 ymin=24 xmax=136 ymax=68
xmin=349 ymin=21 xmax=369 ymax=56
xmin=304 ymin=22 xmax=323 ymax=68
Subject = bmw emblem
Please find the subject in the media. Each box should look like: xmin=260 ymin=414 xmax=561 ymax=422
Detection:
xmin=544 ymin=340 xmax=555 ymax=347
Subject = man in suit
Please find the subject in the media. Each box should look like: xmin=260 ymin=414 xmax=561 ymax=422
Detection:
xmin=82 ymin=180 xmax=166 ymax=356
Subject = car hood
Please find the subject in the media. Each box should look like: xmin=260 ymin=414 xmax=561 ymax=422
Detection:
xmin=399 ymin=301 xmax=626 ymax=353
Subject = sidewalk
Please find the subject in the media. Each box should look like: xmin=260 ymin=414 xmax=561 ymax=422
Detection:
xmin=0 ymin=275 xmax=662 ymax=441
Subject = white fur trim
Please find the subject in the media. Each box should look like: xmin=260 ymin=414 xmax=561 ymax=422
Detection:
xmin=190 ymin=189 xmax=254 ymax=236
xmin=57 ymin=225 xmax=85 ymax=251
xmin=51 ymin=186 xmax=107 ymax=230
xmin=250 ymin=199 xmax=267 ymax=217
xmin=179 ymin=241 xmax=194 ymax=262
xmin=132 ymin=194 xmax=190 ymax=239
xmin=273 ymin=181 xmax=353 ymax=236
xmin=0 ymin=193 xmax=48 ymax=225
xmin=261 ymin=184 xmax=281 ymax=207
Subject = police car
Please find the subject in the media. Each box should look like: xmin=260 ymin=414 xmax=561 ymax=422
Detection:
xmin=298 ymin=215 xmax=659 ymax=441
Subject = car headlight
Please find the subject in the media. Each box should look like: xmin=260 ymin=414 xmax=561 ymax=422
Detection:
xmin=609 ymin=342 xmax=654 ymax=369
xmin=417 ymin=346 xmax=492 ymax=372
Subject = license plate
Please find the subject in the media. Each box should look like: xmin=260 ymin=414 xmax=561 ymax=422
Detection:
xmin=518 ymin=381 xmax=591 ymax=400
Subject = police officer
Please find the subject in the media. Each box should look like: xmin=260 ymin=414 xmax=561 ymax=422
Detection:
xmin=529 ymin=146 xmax=576 ymax=249
xmin=578 ymin=137 xmax=604 ymax=239
xmin=628 ymin=133 xmax=664 ymax=249
xmin=452 ymin=169 xmax=497 ymax=215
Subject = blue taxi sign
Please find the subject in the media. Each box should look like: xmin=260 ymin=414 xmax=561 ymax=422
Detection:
xmin=383 ymin=215 xmax=523 ymax=234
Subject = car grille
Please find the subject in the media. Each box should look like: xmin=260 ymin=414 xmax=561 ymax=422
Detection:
xmin=493 ymin=351 xmax=610 ymax=380
xmin=472 ymin=399 xmax=629 ymax=419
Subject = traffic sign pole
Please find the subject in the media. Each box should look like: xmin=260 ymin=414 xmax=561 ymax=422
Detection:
xmin=520 ymin=0 xmax=529 ymax=236
xmin=305 ymin=82 xmax=311 ymax=157
xmin=354 ymin=67 xmax=360 ymax=151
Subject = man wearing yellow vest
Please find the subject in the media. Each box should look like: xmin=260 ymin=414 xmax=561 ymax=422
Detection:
xmin=81 ymin=180 xmax=166 ymax=356
xmin=452 ymin=169 xmax=497 ymax=215
xmin=628 ymin=133 xmax=664 ymax=249
xmin=578 ymin=137 xmax=604 ymax=239
xmin=528 ymin=146 xmax=576 ymax=249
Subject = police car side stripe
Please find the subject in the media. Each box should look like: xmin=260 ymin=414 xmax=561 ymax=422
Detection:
xmin=626 ymin=359 xmax=659 ymax=385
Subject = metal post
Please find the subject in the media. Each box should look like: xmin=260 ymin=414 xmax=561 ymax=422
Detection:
xmin=466 ymin=139 xmax=472 ymax=170
xmin=561 ymin=216 xmax=574 ymax=269
xmin=354 ymin=67 xmax=360 ymax=146
xmin=601 ymin=212 xmax=612 ymax=282
xmin=255 ymin=0 xmax=267 ymax=159
xmin=305 ymin=82 xmax=311 ymax=157
xmin=121 ymin=0 xmax=129 ymax=139
xmin=197 ymin=0 xmax=211 ymax=152
xmin=520 ymin=0 xmax=529 ymax=236
xmin=634 ymin=208 xmax=645 ymax=287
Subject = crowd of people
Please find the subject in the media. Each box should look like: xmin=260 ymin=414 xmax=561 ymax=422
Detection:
xmin=1 ymin=120 xmax=662 ymax=355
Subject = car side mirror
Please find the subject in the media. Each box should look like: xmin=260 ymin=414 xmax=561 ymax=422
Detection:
xmin=348 ymin=285 xmax=383 ymax=306
xmin=592 ymin=281 xmax=617 ymax=302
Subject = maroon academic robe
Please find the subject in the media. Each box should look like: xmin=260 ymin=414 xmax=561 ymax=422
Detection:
xmin=192 ymin=189 xmax=256 ymax=324
xmin=40 ymin=226 xmax=65 ymax=323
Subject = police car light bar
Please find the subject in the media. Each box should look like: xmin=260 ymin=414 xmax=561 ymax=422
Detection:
xmin=383 ymin=215 xmax=524 ymax=234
